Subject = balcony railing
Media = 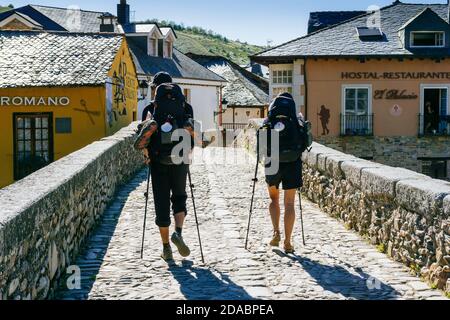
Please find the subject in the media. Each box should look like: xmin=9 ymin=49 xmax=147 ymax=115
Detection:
xmin=222 ymin=123 xmax=248 ymax=130
xmin=418 ymin=114 xmax=450 ymax=137
xmin=340 ymin=114 xmax=374 ymax=136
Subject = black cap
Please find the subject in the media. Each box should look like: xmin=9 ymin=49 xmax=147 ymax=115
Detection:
xmin=278 ymin=92 xmax=293 ymax=99
xmin=152 ymin=72 xmax=172 ymax=87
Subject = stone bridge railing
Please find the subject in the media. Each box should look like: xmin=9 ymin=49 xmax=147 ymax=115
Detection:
xmin=237 ymin=119 xmax=450 ymax=294
xmin=0 ymin=123 xmax=143 ymax=300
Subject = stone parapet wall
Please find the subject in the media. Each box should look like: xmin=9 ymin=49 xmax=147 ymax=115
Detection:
xmin=237 ymin=119 xmax=450 ymax=294
xmin=315 ymin=135 xmax=450 ymax=175
xmin=0 ymin=123 xmax=143 ymax=300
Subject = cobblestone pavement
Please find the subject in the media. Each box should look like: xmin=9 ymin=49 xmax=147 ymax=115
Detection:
xmin=57 ymin=148 xmax=446 ymax=300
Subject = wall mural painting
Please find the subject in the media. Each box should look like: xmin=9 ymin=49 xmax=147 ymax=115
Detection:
xmin=318 ymin=105 xmax=331 ymax=135
xmin=106 ymin=77 xmax=114 ymax=127
xmin=106 ymin=59 xmax=136 ymax=128
xmin=73 ymin=99 xmax=100 ymax=125
xmin=112 ymin=60 xmax=128 ymax=119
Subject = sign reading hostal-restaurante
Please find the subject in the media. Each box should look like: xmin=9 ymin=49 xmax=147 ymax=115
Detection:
xmin=341 ymin=72 xmax=450 ymax=80
xmin=0 ymin=96 xmax=70 ymax=106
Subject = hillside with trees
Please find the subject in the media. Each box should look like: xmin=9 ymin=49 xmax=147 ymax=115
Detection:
xmin=0 ymin=4 xmax=13 ymax=13
xmin=139 ymin=19 xmax=265 ymax=65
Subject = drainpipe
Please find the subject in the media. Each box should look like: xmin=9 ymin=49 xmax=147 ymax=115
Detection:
xmin=304 ymin=58 xmax=309 ymax=121
xmin=448 ymin=0 xmax=450 ymax=24
xmin=219 ymin=87 xmax=223 ymax=127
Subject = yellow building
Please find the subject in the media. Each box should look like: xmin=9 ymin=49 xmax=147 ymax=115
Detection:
xmin=0 ymin=30 xmax=138 ymax=188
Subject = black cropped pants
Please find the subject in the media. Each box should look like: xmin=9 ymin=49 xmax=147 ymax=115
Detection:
xmin=151 ymin=162 xmax=188 ymax=228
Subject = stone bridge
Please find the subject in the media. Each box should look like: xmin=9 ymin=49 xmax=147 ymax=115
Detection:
xmin=0 ymin=122 xmax=448 ymax=300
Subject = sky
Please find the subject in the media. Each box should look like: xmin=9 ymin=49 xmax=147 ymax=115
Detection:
xmin=4 ymin=0 xmax=448 ymax=45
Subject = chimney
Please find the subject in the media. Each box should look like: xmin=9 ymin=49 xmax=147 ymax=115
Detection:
xmin=99 ymin=13 xmax=116 ymax=33
xmin=117 ymin=0 xmax=130 ymax=25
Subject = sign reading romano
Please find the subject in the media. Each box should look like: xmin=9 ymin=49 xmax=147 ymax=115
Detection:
xmin=0 ymin=96 xmax=70 ymax=106
xmin=341 ymin=72 xmax=450 ymax=80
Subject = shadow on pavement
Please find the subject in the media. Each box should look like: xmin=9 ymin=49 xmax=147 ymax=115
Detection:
xmin=54 ymin=169 xmax=148 ymax=300
xmin=273 ymin=249 xmax=400 ymax=300
xmin=169 ymin=260 xmax=255 ymax=300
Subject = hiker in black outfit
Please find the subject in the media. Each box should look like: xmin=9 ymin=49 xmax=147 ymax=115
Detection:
xmin=262 ymin=93 xmax=309 ymax=254
xmin=142 ymin=72 xmax=195 ymax=261
xmin=142 ymin=73 xmax=194 ymax=122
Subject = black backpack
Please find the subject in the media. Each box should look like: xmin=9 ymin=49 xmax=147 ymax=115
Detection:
xmin=150 ymin=83 xmax=187 ymax=165
xmin=263 ymin=95 xmax=307 ymax=163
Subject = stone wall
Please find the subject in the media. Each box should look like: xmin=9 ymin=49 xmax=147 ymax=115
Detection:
xmin=0 ymin=123 xmax=143 ymax=300
xmin=237 ymin=119 xmax=450 ymax=294
xmin=315 ymin=135 xmax=450 ymax=177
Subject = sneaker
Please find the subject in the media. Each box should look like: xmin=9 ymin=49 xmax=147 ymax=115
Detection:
xmin=171 ymin=232 xmax=191 ymax=257
xmin=161 ymin=245 xmax=174 ymax=261
xmin=269 ymin=231 xmax=281 ymax=247
xmin=284 ymin=243 xmax=295 ymax=254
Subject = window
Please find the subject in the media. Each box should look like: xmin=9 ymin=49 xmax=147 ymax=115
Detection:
xmin=148 ymin=38 xmax=157 ymax=56
xmin=345 ymin=87 xmax=369 ymax=115
xmin=272 ymin=87 xmax=292 ymax=99
xmin=357 ymin=27 xmax=384 ymax=39
xmin=158 ymin=39 xmax=164 ymax=57
xmin=421 ymin=159 xmax=448 ymax=180
xmin=342 ymin=86 xmax=373 ymax=136
xmin=411 ymin=32 xmax=444 ymax=47
xmin=272 ymin=70 xmax=292 ymax=84
xmin=55 ymin=118 xmax=72 ymax=134
xmin=13 ymin=113 xmax=53 ymax=180
xmin=421 ymin=87 xmax=450 ymax=136
xmin=165 ymin=41 xmax=173 ymax=58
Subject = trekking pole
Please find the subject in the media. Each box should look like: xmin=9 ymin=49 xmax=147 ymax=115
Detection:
xmin=188 ymin=168 xmax=205 ymax=263
xmin=141 ymin=165 xmax=151 ymax=259
xmin=245 ymin=130 xmax=260 ymax=250
xmin=297 ymin=188 xmax=306 ymax=246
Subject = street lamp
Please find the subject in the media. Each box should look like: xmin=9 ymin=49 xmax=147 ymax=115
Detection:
xmin=214 ymin=98 xmax=229 ymax=116
xmin=138 ymin=79 xmax=149 ymax=101
xmin=214 ymin=98 xmax=228 ymax=131
xmin=222 ymin=98 xmax=229 ymax=111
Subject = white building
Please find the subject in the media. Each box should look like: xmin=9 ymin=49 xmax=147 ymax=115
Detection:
xmin=266 ymin=61 xmax=305 ymax=115
xmin=118 ymin=1 xmax=226 ymax=132
xmin=189 ymin=54 xmax=269 ymax=131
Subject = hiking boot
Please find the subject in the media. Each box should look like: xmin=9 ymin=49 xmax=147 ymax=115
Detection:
xmin=284 ymin=243 xmax=295 ymax=254
xmin=171 ymin=232 xmax=191 ymax=257
xmin=269 ymin=231 xmax=281 ymax=247
xmin=161 ymin=245 xmax=174 ymax=261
